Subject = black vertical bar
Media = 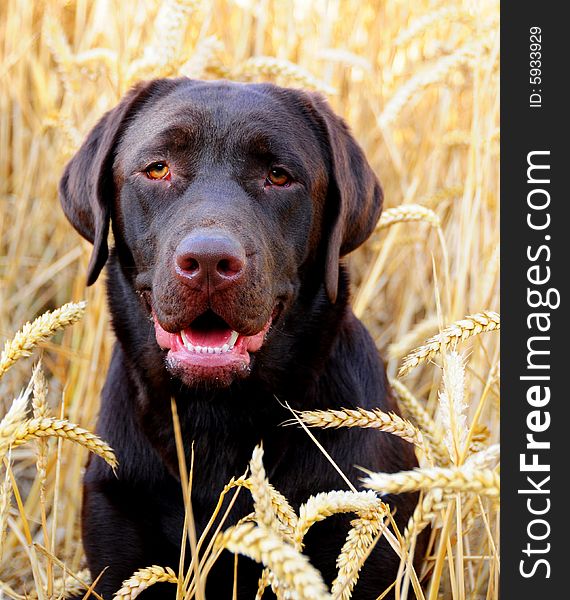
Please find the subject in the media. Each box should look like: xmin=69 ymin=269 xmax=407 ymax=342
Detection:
xmin=501 ymin=3 xmax=567 ymax=598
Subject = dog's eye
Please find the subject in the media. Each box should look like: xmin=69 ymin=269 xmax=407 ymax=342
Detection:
xmin=145 ymin=162 xmax=170 ymax=180
xmin=266 ymin=168 xmax=290 ymax=187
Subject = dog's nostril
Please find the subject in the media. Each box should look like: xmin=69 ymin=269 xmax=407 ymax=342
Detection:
xmin=177 ymin=255 xmax=200 ymax=274
xmin=217 ymin=257 xmax=243 ymax=278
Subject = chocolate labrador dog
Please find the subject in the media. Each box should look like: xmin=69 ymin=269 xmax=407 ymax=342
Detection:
xmin=60 ymin=78 xmax=420 ymax=598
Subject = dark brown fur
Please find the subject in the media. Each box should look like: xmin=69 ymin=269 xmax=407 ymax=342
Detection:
xmin=59 ymin=78 xmax=422 ymax=598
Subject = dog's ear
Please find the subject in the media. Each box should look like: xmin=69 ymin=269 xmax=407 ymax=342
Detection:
xmin=309 ymin=94 xmax=383 ymax=303
xmin=59 ymin=79 xmax=176 ymax=285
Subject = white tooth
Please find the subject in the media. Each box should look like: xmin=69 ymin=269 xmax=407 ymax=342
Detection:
xmin=207 ymin=347 xmax=214 ymax=354
xmin=214 ymin=347 xmax=221 ymax=354
xmin=181 ymin=331 xmax=195 ymax=351
xmin=228 ymin=330 xmax=239 ymax=348
xmin=195 ymin=346 xmax=203 ymax=353
xmin=221 ymin=344 xmax=229 ymax=353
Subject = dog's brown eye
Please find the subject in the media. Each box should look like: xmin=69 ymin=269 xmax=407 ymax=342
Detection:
xmin=145 ymin=162 xmax=170 ymax=180
xmin=267 ymin=168 xmax=290 ymax=186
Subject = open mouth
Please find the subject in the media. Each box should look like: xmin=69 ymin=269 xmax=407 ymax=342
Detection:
xmin=152 ymin=309 xmax=272 ymax=377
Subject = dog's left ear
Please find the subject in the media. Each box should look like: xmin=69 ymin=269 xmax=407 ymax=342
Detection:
xmin=308 ymin=94 xmax=383 ymax=303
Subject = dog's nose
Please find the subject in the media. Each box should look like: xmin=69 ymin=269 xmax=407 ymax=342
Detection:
xmin=174 ymin=231 xmax=246 ymax=290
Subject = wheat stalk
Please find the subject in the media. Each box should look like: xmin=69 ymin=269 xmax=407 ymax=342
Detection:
xmin=216 ymin=522 xmax=331 ymax=600
xmin=363 ymin=466 xmax=500 ymax=498
xmin=399 ymin=311 xmax=500 ymax=376
xmin=2 ymin=417 xmax=117 ymax=468
xmin=0 ymin=453 xmax=12 ymax=558
xmin=376 ymin=204 xmax=441 ymax=230
xmin=24 ymin=569 xmax=92 ymax=599
xmin=0 ymin=302 xmax=86 ymax=380
xmin=113 ymin=565 xmax=178 ymax=599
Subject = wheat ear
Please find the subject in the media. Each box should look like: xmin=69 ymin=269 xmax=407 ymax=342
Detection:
xmin=399 ymin=310 xmax=500 ymax=376
xmin=464 ymin=443 xmax=500 ymax=470
xmin=331 ymin=511 xmax=387 ymax=600
xmin=236 ymin=478 xmax=297 ymax=539
xmin=216 ymin=523 xmax=331 ymax=600
xmin=294 ymin=490 xmax=386 ymax=550
xmin=236 ymin=56 xmax=336 ymax=95
xmin=363 ymin=466 xmax=499 ymax=498
xmin=293 ymin=407 xmax=424 ymax=449
xmin=0 ymin=301 xmax=86 ymax=379
xmin=113 ymin=565 xmax=178 ymax=599
xmin=249 ymin=445 xmax=280 ymax=531
xmin=388 ymin=317 xmax=440 ymax=359
xmin=395 ymin=7 xmax=472 ymax=46
xmin=389 ymin=378 xmax=449 ymax=465
xmin=438 ymin=351 xmax=468 ymax=463
xmin=379 ymin=41 xmax=482 ymax=128
xmin=403 ymin=489 xmax=449 ymax=542
xmin=376 ymin=204 xmax=441 ymax=230
xmin=4 ymin=417 xmax=117 ymax=468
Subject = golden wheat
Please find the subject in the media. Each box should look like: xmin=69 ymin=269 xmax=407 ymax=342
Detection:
xmin=216 ymin=522 xmax=331 ymax=600
xmin=464 ymin=443 xmax=500 ymax=470
xmin=389 ymin=378 xmax=449 ymax=466
xmin=363 ymin=466 xmax=500 ymax=498
xmin=0 ymin=454 xmax=11 ymax=558
xmin=438 ymin=351 xmax=468 ymax=464
xmin=236 ymin=477 xmax=297 ymax=540
xmin=4 ymin=417 xmax=117 ymax=468
xmin=332 ymin=512 xmax=387 ymax=600
xmin=379 ymin=41 xmax=484 ymax=128
xmin=293 ymin=407 xmax=425 ymax=448
xmin=399 ymin=311 xmax=500 ymax=376
xmin=387 ymin=317 xmax=439 ymax=359
xmin=394 ymin=6 xmax=473 ymax=46
xmin=113 ymin=565 xmax=178 ymax=599
xmin=235 ymin=56 xmax=336 ymax=95
xmin=249 ymin=445 xmax=279 ymax=532
xmin=376 ymin=204 xmax=441 ymax=231
xmin=0 ymin=387 xmax=32 ymax=448
xmin=403 ymin=488 xmax=448 ymax=542
xmin=294 ymin=490 xmax=386 ymax=550
xmin=0 ymin=302 xmax=86 ymax=380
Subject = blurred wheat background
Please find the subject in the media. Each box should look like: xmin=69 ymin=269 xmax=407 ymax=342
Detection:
xmin=0 ymin=0 xmax=499 ymax=598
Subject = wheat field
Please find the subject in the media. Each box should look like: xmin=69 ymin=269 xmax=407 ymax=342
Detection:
xmin=0 ymin=0 xmax=500 ymax=598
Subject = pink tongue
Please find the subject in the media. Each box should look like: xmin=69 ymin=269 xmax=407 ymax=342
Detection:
xmin=183 ymin=327 xmax=233 ymax=347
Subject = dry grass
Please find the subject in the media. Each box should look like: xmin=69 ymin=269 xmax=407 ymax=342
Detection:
xmin=0 ymin=0 xmax=499 ymax=598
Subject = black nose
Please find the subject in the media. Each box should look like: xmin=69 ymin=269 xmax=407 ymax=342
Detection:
xmin=174 ymin=230 xmax=246 ymax=290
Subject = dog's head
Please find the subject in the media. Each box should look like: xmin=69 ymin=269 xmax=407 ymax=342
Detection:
xmin=60 ymin=78 xmax=382 ymax=386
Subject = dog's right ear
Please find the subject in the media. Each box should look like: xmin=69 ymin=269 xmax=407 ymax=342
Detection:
xmin=59 ymin=79 xmax=176 ymax=285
